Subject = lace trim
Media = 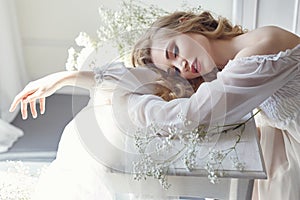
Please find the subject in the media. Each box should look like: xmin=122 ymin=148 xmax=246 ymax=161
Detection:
xmin=232 ymin=44 xmax=300 ymax=64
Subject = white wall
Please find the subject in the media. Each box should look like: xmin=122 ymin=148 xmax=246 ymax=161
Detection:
xmin=257 ymin=0 xmax=297 ymax=31
xmin=233 ymin=0 xmax=300 ymax=33
xmin=14 ymin=0 xmax=233 ymax=81
xmin=15 ymin=0 xmax=102 ymax=80
xmin=15 ymin=0 xmax=299 ymax=83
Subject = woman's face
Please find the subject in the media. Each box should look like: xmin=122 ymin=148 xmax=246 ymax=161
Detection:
xmin=151 ymin=32 xmax=216 ymax=79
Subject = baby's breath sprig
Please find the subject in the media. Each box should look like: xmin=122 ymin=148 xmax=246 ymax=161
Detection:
xmin=97 ymin=0 xmax=168 ymax=57
xmin=65 ymin=0 xmax=203 ymax=71
xmin=0 ymin=161 xmax=48 ymax=200
xmin=133 ymin=110 xmax=260 ymax=188
xmin=205 ymin=125 xmax=245 ymax=184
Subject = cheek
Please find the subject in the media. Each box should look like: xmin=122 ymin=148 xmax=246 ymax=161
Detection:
xmin=151 ymin=50 xmax=169 ymax=71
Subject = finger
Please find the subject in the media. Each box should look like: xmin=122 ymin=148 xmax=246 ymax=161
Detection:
xmin=9 ymin=90 xmax=36 ymax=112
xmin=30 ymin=100 xmax=37 ymax=119
xmin=39 ymin=97 xmax=46 ymax=114
xmin=9 ymin=96 xmax=23 ymax=112
xmin=21 ymin=100 xmax=28 ymax=120
xmin=25 ymin=91 xmax=46 ymax=116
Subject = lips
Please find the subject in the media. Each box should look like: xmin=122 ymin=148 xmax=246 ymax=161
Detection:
xmin=191 ymin=58 xmax=201 ymax=73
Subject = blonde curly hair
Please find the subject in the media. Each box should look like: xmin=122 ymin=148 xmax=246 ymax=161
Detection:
xmin=131 ymin=10 xmax=245 ymax=101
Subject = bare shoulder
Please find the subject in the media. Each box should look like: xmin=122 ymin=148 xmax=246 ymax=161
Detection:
xmin=253 ymin=26 xmax=299 ymax=42
xmin=235 ymin=26 xmax=300 ymax=58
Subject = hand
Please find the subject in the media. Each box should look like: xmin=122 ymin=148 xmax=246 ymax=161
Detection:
xmin=9 ymin=72 xmax=67 ymax=119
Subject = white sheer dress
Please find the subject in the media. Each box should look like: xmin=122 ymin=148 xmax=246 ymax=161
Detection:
xmin=32 ymin=45 xmax=300 ymax=200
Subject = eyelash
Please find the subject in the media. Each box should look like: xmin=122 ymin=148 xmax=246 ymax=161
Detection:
xmin=173 ymin=45 xmax=180 ymax=73
xmin=173 ymin=45 xmax=179 ymax=58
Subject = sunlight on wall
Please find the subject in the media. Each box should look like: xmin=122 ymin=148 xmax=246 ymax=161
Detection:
xmin=100 ymin=0 xmax=233 ymax=20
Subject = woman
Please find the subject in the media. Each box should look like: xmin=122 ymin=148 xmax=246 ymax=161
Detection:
xmin=129 ymin=11 xmax=300 ymax=200
xmin=10 ymin=10 xmax=300 ymax=199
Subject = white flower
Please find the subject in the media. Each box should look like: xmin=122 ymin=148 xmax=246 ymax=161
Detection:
xmin=75 ymin=32 xmax=96 ymax=48
xmin=209 ymin=149 xmax=225 ymax=164
xmin=65 ymin=32 xmax=99 ymax=71
xmin=76 ymin=46 xmax=96 ymax=70
xmin=65 ymin=47 xmax=78 ymax=71
xmin=208 ymin=172 xmax=220 ymax=184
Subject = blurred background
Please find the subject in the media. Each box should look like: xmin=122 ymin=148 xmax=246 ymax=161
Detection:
xmin=13 ymin=0 xmax=299 ymax=82
xmin=0 ymin=0 xmax=299 ymax=166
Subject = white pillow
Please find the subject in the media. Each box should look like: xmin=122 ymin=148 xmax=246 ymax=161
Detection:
xmin=0 ymin=119 xmax=23 ymax=153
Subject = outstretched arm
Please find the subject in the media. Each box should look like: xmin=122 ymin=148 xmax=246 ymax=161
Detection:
xmin=124 ymin=46 xmax=300 ymax=129
xmin=9 ymin=71 xmax=95 ymax=119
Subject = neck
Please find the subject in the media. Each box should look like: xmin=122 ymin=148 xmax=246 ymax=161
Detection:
xmin=209 ymin=38 xmax=241 ymax=69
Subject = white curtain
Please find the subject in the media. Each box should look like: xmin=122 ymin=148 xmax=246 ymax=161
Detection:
xmin=0 ymin=0 xmax=28 ymax=152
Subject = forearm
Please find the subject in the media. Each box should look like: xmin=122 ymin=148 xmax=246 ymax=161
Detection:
xmin=55 ymin=71 xmax=96 ymax=90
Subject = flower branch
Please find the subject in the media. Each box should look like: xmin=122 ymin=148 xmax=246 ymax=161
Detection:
xmin=133 ymin=110 xmax=260 ymax=188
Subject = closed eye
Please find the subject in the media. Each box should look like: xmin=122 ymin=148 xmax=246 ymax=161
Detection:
xmin=165 ymin=42 xmax=179 ymax=60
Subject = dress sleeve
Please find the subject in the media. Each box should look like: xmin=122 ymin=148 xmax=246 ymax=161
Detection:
xmin=124 ymin=46 xmax=300 ymax=129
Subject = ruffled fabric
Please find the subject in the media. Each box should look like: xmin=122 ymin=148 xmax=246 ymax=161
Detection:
xmin=259 ymin=71 xmax=300 ymax=139
xmin=93 ymin=62 xmax=128 ymax=85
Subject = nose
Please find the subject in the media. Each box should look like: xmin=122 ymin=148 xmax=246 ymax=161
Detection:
xmin=174 ymin=59 xmax=188 ymax=73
